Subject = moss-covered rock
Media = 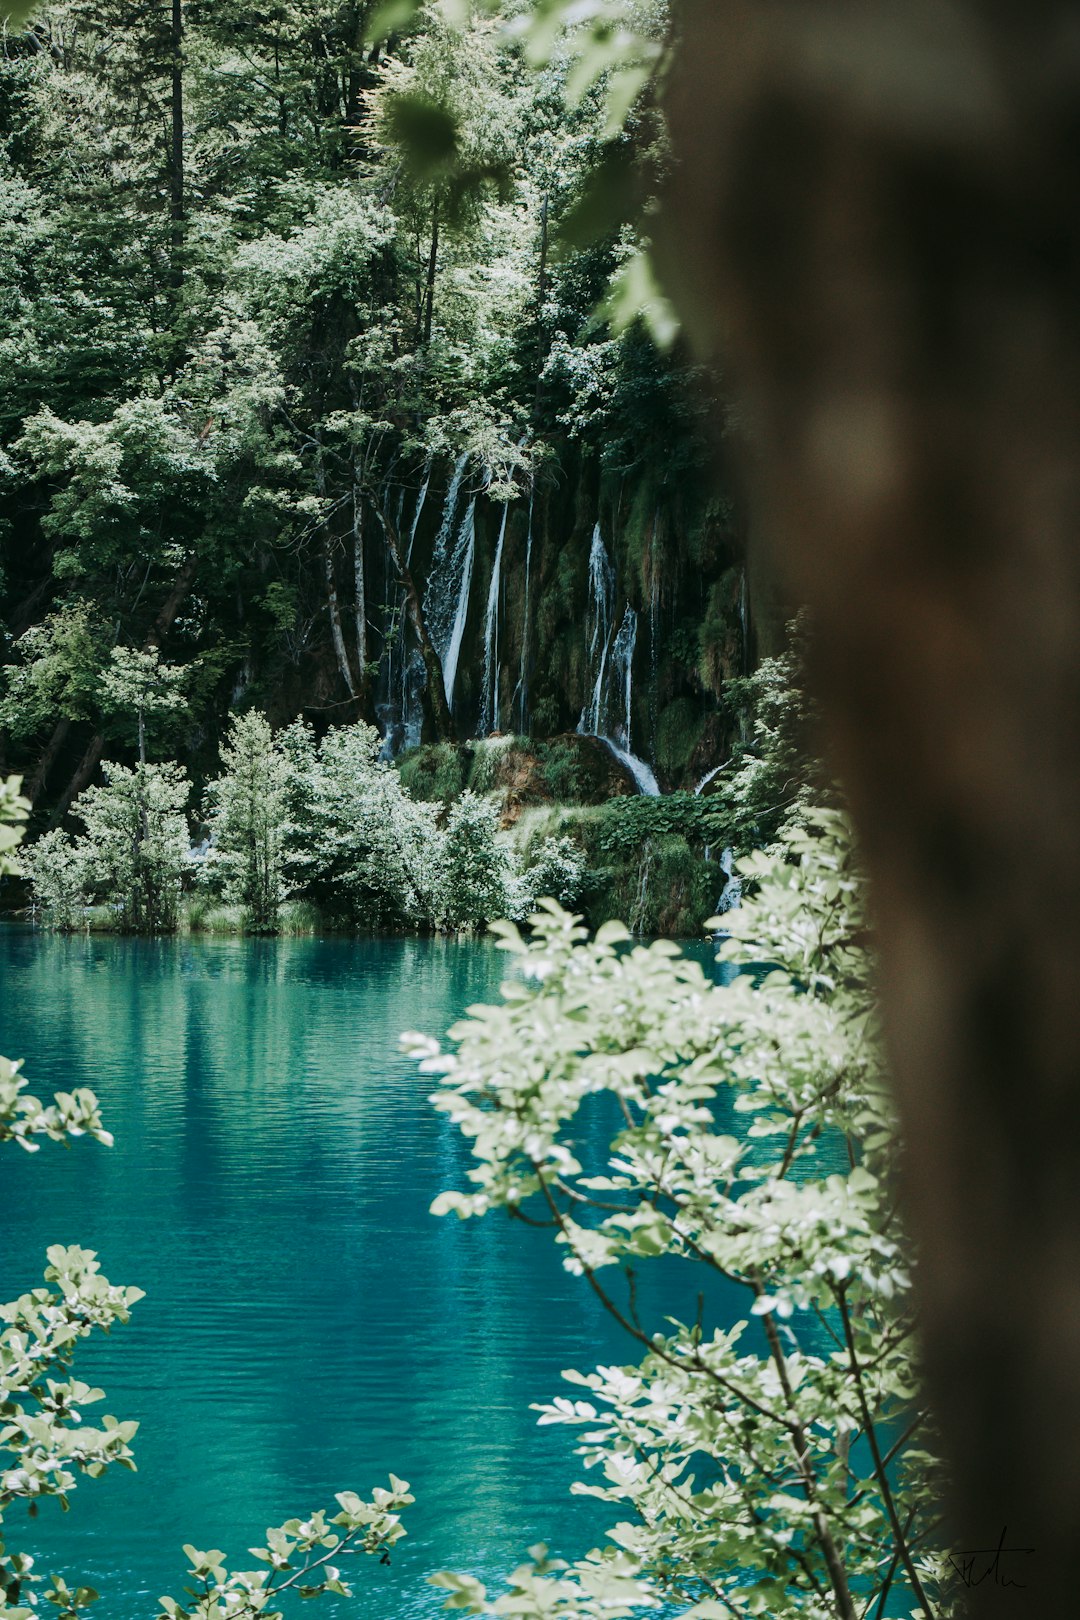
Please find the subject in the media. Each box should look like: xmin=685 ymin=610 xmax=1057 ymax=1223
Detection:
xmin=656 ymin=697 xmax=706 ymax=781
xmin=398 ymin=743 xmax=467 ymax=804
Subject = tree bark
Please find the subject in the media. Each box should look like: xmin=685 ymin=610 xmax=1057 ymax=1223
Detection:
xmin=423 ymin=202 xmax=439 ymax=345
xmin=314 ymin=444 xmax=357 ymax=698
xmin=50 ymin=554 xmax=199 ymax=824
xmin=371 ymin=500 xmax=454 ymax=742
xmin=658 ymin=4 xmax=1080 ymax=1613
xmin=26 ymin=717 xmax=71 ymax=808
xmin=170 ymin=0 xmax=184 ymax=287
xmin=352 ymin=475 xmax=368 ymax=684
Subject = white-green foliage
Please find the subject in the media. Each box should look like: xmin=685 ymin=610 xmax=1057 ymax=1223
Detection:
xmin=206 ymin=711 xmax=289 ymax=933
xmin=29 ymin=762 xmax=191 ymax=933
xmin=409 ymin=813 xmax=950 ymax=1620
xmin=0 ymin=793 xmax=413 ymax=1620
xmin=286 ymin=720 xmax=444 ymax=927
xmin=0 ymin=775 xmax=29 ymax=874
xmin=515 ymin=834 xmax=586 ymax=915
xmin=24 ymin=828 xmax=86 ymax=931
xmin=100 ymin=647 xmax=191 ymax=762
xmin=438 ymin=790 xmax=513 ymax=929
xmin=721 ymin=615 xmax=823 ymax=850
xmin=0 ymin=604 xmax=105 ymax=740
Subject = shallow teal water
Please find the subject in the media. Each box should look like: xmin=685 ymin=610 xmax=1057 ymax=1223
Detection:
xmin=0 ymin=929 xmax=737 ymax=1618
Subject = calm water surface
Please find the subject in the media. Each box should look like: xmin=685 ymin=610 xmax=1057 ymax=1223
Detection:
xmin=0 ymin=929 xmax=734 ymax=1618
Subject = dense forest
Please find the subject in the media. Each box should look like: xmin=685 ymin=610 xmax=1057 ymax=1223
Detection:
xmin=0 ymin=0 xmax=776 ymax=847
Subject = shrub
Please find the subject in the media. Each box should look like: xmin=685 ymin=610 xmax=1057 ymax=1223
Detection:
xmin=409 ymin=813 xmax=950 ymax=1619
xmin=205 ymin=710 xmax=289 ymax=933
xmin=24 ymin=828 xmax=86 ymax=930
xmin=398 ymin=742 xmax=466 ymax=804
xmin=28 ymin=762 xmax=191 ymax=933
xmin=439 ymin=790 xmax=513 ymax=928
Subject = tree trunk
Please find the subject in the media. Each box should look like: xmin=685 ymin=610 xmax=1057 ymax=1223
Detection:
xmin=371 ymin=501 xmax=454 ymax=742
xmin=51 ymin=731 xmax=103 ymax=826
xmin=659 ymin=5 xmax=1080 ymax=1613
xmin=170 ymin=0 xmax=184 ymax=287
xmin=26 ymin=717 xmax=71 ymax=808
xmin=423 ymin=202 xmax=439 ymax=345
xmin=314 ymin=444 xmax=357 ymax=698
xmin=51 ymin=555 xmax=199 ymax=824
xmin=352 ymin=477 xmax=368 ymax=685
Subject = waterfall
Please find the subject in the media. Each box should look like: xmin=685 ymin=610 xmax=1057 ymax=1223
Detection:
xmin=480 ymin=503 xmax=508 ymax=736
xmin=429 ymin=453 xmax=468 ymax=574
xmin=579 ymin=525 xmax=614 ymax=736
xmin=649 ymin=548 xmax=659 ymax=759
xmin=406 ymin=457 xmax=432 ymax=566
xmin=376 ymin=466 xmax=434 ymax=757
xmin=425 ymin=458 xmax=482 ymax=716
xmin=600 ymin=738 xmax=660 ymax=796
xmin=738 ymin=566 xmax=750 ymax=673
xmin=695 ymin=763 xmax=725 ymax=795
xmin=440 ymin=492 xmax=476 ymax=709
xmin=608 ymin=606 xmax=637 ymax=747
xmin=513 ymin=486 xmax=534 ymax=732
xmin=576 ymin=525 xmax=658 ymax=794
xmin=715 ymin=846 xmax=742 ymax=915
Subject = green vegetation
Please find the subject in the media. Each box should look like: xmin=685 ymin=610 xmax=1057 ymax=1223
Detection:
xmin=410 ymin=812 xmax=950 ymax=1618
xmin=17 ymin=617 xmax=818 ymax=937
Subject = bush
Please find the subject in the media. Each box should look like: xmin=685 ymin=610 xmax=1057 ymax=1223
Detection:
xmin=205 ymin=710 xmax=289 ymax=932
xmin=28 ymin=762 xmax=191 ymax=933
xmin=24 ymin=828 xmax=86 ymax=930
xmin=438 ymin=790 xmax=513 ymax=928
xmin=297 ymin=721 xmax=443 ymax=928
xmin=520 ymin=834 xmax=586 ymax=911
xmin=409 ymin=814 xmax=950 ymax=1618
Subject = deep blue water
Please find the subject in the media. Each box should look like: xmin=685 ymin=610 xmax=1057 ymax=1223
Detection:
xmin=0 ymin=929 xmax=738 ymax=1618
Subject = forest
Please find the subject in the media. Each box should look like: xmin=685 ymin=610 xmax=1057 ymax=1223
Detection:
xmin=2 ymin=2 xmax=1072 ymax=1620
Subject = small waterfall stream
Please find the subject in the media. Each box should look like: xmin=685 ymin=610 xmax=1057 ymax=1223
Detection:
xmin=513 ymin=487 xmax=534 ymax=732
xmin=480 ymin=502 xmax=508 ymax=735
xmin=425 ymin=458 xmax=482 ymax=716
xmin=376 ymin=465 xmax=433 ymax=756
xmin=580 ymin=524 xmax=614 ymax=736
xmin=577 ymin=526 xmax=659 ymax=794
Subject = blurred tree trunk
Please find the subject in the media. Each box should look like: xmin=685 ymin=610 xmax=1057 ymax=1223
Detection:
xmin=658 ymin=4 xmax=1080 ymax=1612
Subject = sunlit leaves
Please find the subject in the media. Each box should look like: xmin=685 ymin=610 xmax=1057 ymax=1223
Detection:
xmin=415 ymin=815 xmax=953 ymax=1616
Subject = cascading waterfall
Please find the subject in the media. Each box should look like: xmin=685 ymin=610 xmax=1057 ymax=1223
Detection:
xmin=608 ymin=606 xmax=637 ymax=747
xmin=579 ymin=525 xmax=614 ymax=736
xmin=649 ymin=544 xmax=659 ymax=759
xmin=715 ymin=846 xmax=742 ymax=918
xmin=406 ymin=457 xmax=432 ymax=565
xmin=512 ymin=487 xmax=534 ymax=732
xmin=739 ymin=566 xmax=750 ymax=674
xmin=424 ymin=458 xmax=482 ymax=717
xmin=695 ymin=763 xmax=725 ymax=795
xmin=480 ymin=502 xmax=508 ymax=736
xmin=376 ymin=464 xmax=433 ymax=757
xmin=577 ymin=528 xmax=659 ymax=794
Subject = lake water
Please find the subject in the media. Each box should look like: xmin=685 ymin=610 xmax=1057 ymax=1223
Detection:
xmin=0 ymin=928 xmax=736 ymax=1618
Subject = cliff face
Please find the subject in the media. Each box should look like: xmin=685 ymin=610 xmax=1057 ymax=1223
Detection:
xmin=341 ymin=441 xmax=764 ymax=792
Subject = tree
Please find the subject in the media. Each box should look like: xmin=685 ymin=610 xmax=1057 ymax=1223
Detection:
xmin=650 ymin=4 xmax=1080 ymax=1609
xmin=58 ymin=760 xmax=191 ymax=933
xmin=101 ymin=646 xmax=190 ymax=766
xmin=295 ymin=719 xmax=443 ymax=927
xmin=438 ymin=788 xmax=512 ymax=927
xmin=411 ymin=815 xmax=951 ymax=1619
xmin=206 ymin=710 xmax=289 ymax=933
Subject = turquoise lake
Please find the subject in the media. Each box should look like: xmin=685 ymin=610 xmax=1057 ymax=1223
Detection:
xmin=0 ymin=928 xmax=738 ymax=1618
